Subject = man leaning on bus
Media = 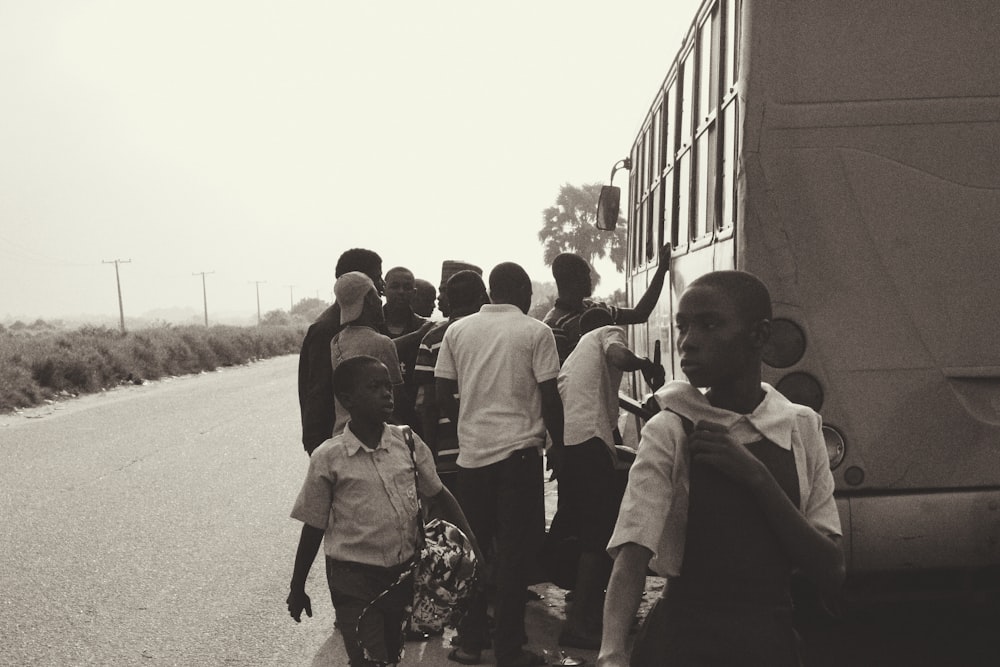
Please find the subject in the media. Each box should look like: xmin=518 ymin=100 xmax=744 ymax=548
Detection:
xmin=543 ymin=243 xmax=671 ymax=364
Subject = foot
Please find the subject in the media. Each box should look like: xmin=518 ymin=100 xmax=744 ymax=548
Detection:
xmin=447 ymin=647 xmax=483 ymax=665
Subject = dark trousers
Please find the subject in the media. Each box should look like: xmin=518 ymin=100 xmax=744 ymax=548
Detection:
xmin=455 ymin=447 xmax=545 ymax=663
xmin=326 ymin=558 xmax=412 ymax=667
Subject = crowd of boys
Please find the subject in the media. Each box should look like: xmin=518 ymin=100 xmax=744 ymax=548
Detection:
xmin=286 ymin=245 xmax=844 ymax=667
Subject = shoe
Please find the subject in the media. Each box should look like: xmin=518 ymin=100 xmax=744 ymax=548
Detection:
xmin=447 ymin=647 xmax=483 ymax=665
xmin=498 ymin=649 xmax=547 ymax=667
xmin=558 ymin=627 xmax=601 ymax=650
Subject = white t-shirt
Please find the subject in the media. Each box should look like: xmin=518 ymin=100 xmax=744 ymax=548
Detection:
xmin=435 ymin=304 xmax=560 ymax=468
xmin=558 ymin=325 xmax=628 ymax=453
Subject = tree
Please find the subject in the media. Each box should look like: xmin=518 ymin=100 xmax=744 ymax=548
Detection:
xmin=291 ymin=297 xmax=328 ymax=324
xmin=261 ymin=309 xmax=291 ymax=326
xmin=538 ymin=183 xmax=627 ymax=286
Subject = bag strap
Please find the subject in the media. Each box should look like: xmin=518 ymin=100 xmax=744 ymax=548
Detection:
xmin=401 ymin=426 xmax=427 ymax=551
xmin=661 ymin=408 xmax=695 ymax=436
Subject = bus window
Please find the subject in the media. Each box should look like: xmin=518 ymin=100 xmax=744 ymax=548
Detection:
xmin=651 ymin=107 xmax=662 ymax=182
xmin=676 ymin=152 xmax=691 ymax=247
xmin=724 ymin=0 xmax=739 ymax=93
xmin=719 ymin=100 xmax=737 ymax=231
xmin=680 ymin=51 xmax=695 ymax=151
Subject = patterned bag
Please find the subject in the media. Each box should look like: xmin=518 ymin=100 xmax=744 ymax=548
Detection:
xmin=358 ymin=428 xmax=478 ymax=665
xmin=402 ymin=427 xmax=478 ymax=633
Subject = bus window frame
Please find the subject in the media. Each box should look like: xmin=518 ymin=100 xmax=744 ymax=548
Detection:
xmin=690 ymin=3 xmax=721 ymax=253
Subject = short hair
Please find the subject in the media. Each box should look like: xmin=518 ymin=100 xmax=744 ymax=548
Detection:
xmin=488 ymin=262 xmax=531 ymax=300
xmin=446 ymin=270 xmax=487 ymax=312
xmin=579 ymin=306 xmax=614 ymax=334
xmin=688 ymin=270 xmax=773 ymax=326
xmin=385 ymin=266 xmax=414 ymax=282
xmin=551 ymin=253 xmax=591 ymax=288
xmin=335 ymin=248 xmax=382 ymax=279
xmin=414 ymin=278 xmax=435 ymax=295
xmin=332 ymin=355 xmax=385 ymax=398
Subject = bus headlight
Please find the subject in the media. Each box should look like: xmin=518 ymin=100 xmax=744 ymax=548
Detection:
xmin=763 ymin=318 xmax=807 ymax=369
xmin=776 ymin=372 xmax=824 ymax=411
xmin=822 ymin=425 xmax=846 ymax=470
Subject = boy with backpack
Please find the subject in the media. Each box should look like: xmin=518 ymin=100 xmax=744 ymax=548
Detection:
xmin=286 ymin=355 xmax=480 ymax=666
xmin=598 ymin=271 xmax=844 ymax=667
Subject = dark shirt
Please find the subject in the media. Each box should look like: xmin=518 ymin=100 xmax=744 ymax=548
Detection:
xmin=542 ymin=297 xmax=620 ymax=364
xmin=297 ymin=304 xmax=343 ymax=454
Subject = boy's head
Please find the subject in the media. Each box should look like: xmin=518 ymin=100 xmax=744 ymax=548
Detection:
xmin=446 ymin=270 xmax=488 ymax=318
xmin=552 ymin=253 xmax=593 ymax=298
xmin=579 ymin=306 xmax=614 ymax=335
xmin=384 ymin=267 xmax=416 ymax=309
xmin=412 ymin=279 xmax=437 ymax=318
xmin=676 ymin=270 xmax=772 ymax=388
xmin=489 ymin=262 xmax=532 ymax=314
xmin=333 ymin=355 xmax=394 ymax=424
xmin=335 ymin=272 xmax=382 ymax=326
xmin=335 ymin=248 xmax=384 ymax=295
xmin=438 ymin=260 xmax=482 ymax=318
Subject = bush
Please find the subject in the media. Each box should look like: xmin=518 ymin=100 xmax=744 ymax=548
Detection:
xmin=0 ymin=323 xmax=306 ymax=413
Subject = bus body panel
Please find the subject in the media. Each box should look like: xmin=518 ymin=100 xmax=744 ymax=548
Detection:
xmin=620 ymin=0 xmax=1000 ymax=576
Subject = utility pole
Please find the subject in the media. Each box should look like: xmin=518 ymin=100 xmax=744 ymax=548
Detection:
xmin=193 ymin=271 xmax=214 ymax=326
xmin=250 ymin=280 xmax=266 ymax=325
xmin=102 ymin=259 xmax=131 ymax=333
xmin=285 ymin=285 xmax=295 ymax=312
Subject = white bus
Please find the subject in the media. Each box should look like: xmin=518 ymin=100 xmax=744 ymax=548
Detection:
xmin=600 ymin=0 xmax=1000 ymax=597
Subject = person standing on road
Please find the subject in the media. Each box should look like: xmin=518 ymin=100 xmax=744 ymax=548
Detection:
xmin=436 ymin=262 xmax=564 ymax=667
xmin=598 ymin=271 xmax=844 ymax=667
xmin=413 ymin=268 xmax=488 ymax=495
xmin=330 ymin=272 xmax=404 ymax=438
xmin=553 ymin=307 xmax=665 ymax=651
xmin=298 ymin=248 xmax=385 ymax=455
xmin=286 ymin=355 xmax=480 ymax=666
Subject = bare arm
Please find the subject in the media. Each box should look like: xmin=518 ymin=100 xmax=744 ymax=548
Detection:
xmin=598 ymin=543 xmax=653 ymax=667
xmin=614 ymin=243 xmax=671 ymax=325
xmin=287 ymin=523 xmax=324 ymax=622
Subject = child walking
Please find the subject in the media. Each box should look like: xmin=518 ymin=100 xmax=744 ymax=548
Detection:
xmin=286 ymin=355 xmax=480 ymax=666
xmin=598 ymin=271 xmax=845 ymax=667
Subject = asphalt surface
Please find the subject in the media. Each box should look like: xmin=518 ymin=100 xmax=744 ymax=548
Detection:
xmin=0 ymin=355 xmax=624 ymax=666
xmin=5 ymin=354 xmax=997 ymax=666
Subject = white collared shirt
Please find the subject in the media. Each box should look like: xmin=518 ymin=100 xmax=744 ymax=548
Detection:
xmin=607 ymin=381 xmax=841 ymax=577
xmin=291 ymin=423 xmax=443 ymax=567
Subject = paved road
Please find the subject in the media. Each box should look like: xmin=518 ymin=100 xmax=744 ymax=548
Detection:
xmin=5 ymin=354 xmax=997 ymax=666
xmin=0 ymin=355 xmax=591 ymax=666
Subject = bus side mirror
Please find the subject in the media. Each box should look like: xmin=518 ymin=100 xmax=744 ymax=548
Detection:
xmin=596 ymin=185 xmax=620 ymax=231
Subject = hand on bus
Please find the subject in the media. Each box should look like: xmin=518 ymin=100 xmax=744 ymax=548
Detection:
xmin=688 ymin=420 xmax=767 ymax=487
xmin=658 ymin=242 xmax=672 ymax=268
xmin=640 ymin=358 xmax=665 ymax=391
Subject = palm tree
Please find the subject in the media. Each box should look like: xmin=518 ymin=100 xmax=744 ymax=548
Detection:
xmin=538 ymin=183 xmax=626 ymax=288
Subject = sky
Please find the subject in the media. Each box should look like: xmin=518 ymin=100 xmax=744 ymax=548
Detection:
xmin=0 ymin=0 xmax=703 ymax=324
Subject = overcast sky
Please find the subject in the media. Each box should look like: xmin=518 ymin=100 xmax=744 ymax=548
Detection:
xmin=1 ymin=0 xmax=702 ymax=323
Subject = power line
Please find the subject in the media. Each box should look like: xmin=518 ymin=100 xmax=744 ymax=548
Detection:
xmin=193 ymin=271 xmax=215 ymax=327
xmin=102 ymin=259 xmax=132 ymax=333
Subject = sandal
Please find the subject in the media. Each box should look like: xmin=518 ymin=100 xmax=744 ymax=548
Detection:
xmin=447 ymin=647 xmax=483 ymax=665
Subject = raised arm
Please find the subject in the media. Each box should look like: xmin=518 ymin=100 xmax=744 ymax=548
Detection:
xmin=605 ymin=342 xmax=665 ymax=391
xmin=615 ymin=243 xmax=671 ymax=326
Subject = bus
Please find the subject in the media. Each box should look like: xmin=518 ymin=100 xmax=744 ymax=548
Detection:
xmin=599 ymin=0 xmax=1000 ymax=597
